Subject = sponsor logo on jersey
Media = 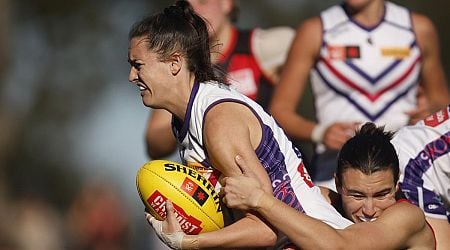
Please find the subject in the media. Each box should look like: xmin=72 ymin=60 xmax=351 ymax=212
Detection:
xmin=147 ymin=191 xmax=203 ymax=234
xmin=186 ymin=161 xmax=212 ymax=174
xmin=380 ymin=47 xmax=410 ymax=59
xmin=424 ymin=107 xmax=449 ymax=127
xmin=327 ymin=45 xmax=360 ymax=60
xmin=427 ymin=204 xmax=440 ymax=210
xmin=297 ymin=162 xmax=314 ymax=188
xmin=181 ymin=177 xmax=209 ymax=206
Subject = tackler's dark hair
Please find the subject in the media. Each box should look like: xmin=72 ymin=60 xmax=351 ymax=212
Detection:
xmin=336 ymin=122 xmax=399 ymax=186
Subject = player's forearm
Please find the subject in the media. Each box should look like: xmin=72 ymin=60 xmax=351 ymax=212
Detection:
xmin=195 ymin=215 xmax=277 ymax=249
xmin=255 ymin=193 xmax=349 ymax=250
xmin=269 ymin=108 xmax=316 ymax=141
xmin=146 ymin=129 xmax=177 ymax=159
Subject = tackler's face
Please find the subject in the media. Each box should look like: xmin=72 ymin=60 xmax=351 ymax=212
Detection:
xmin=338 ymin=168 xmax=396 ymax=223
xmin=128 ymin=36 xmax=172 ymax=108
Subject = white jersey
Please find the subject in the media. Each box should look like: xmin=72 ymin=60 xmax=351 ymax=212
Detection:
xmin=393 ymin=105 xmax=450 ymax=221
xmin=172 ymin=81 xmax=352 ymax=233
xmin=312 ymin=1 xmax=420 ymax=132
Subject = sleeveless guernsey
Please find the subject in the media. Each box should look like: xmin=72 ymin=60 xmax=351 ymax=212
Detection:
xmin=393 ymin=105 xmax=450 ymax=222
xmin=172 ymin=81 xmax=353 ymax=233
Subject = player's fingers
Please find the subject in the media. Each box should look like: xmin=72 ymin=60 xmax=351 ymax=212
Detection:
xmin=165 ymin=200 xmax=181 ymax=232
xmin=145 ymin=212 xmax=163 ymax=232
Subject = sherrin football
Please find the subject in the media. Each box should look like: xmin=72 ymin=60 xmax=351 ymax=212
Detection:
xmin=136 ymin=160 xmax=224 ymax=234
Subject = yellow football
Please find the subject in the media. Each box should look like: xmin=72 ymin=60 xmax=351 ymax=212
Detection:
xmin=136 ymin=160 xmax=224 ymax=234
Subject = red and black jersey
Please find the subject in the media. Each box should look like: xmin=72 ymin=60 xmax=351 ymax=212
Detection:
xmin=217 ymin=27 xmax=274 ymax=109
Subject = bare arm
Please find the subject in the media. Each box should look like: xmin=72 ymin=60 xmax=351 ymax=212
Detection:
xmin=426 ymin=217 xmax=450 ymax=250
xmin=223 ymin=157 xmax=434 ymax=250
xmin=407 ymin=13 xmax=450 ymax=123
xmin=145 ymin=109 xmax=177 ymax=159
xmin=269 ymin=17 xmax=321 ymax=141
xmin=268 ymin=18 xmax=359 ymax=149
xmin=189 ymin=102 xmax=276 ymax=248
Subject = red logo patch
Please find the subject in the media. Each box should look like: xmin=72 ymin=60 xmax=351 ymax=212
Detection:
xmin=181 ymin=178 xmax=209 ymax=206
xmin=328 ymin=45 xmax=360 ymax=60
xmin=424 ymin=107 xmax=449 ymax=127
xmin=147 ymin=191 xmax=203 ymax=234
xmin=297 ymin=162 xmax=314 ymax=188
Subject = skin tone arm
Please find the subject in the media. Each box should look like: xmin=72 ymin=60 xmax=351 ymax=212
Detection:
xmin=426 ymin=217 xmax=450 ymax=250
xmin=269 ymin=17 xmax=359 ymax=150
xmin=188 ymin=102 xmax=277 ymax=248
xmin=145 ymin=109 xmax=178 ymax=159
xmin=148 ymin=102 xmax=278 ymax=249
xmin=222 ymin=156 xmax=434 ymax=250
xmin=406 ymin=13 xmax=450 ymax=124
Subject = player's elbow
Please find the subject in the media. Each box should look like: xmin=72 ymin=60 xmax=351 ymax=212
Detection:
xmin=146 ymin=144 xmax=174 ymax=159
xmin=258 ymin=228 xmax=278 ymax=247
xmin=269 ymin=103 xmax=284 ymax=122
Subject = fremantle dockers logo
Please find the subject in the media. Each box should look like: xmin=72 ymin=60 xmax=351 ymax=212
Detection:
xmin=181 ymin=177 xmax=209 ymax=206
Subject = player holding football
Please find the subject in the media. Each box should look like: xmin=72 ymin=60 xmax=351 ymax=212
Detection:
xmin=222 ymin=123 xmax=435 ymax=249
xmin=128 ymin=1 xmax=351 ymax=249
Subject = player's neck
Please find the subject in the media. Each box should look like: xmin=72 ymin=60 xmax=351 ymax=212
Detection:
xmin=346 ymin=1 xmax=384 ymax=27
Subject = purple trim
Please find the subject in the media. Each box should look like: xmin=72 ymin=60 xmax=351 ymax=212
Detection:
xmin=342 ymin=2 xmax=387 ymax=32
xmin=201 ymin=98 xmax=264 ymax=161
xmin=402 ymin=131 xmax=450 ymax=186
xmin=314 ymin=65 xmax=418 ymax=121
xmin=201 ymin=98 xmax=304 ymax=212
xmin=345 ymin=41 xmax=418 ymax=84
xmin=176 ymin=81 xmax=200 ymax=142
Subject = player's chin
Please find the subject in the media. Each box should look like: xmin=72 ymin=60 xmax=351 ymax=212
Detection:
xmin=141 ymin=94 xmax=154 ymax=107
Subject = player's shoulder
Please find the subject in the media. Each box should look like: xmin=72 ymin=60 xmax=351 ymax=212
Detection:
xmin=383 ymin=200 xmax=427 ymax=228
xmin=296 ymin=16 xmax=322 ymax=32
xmin=410 ymin=12 xmax=436 ymax=37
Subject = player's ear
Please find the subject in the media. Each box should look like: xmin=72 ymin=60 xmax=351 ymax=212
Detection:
xmin=334 ymin=173 xmax=342 ymax=193
xmin=168 ymin=52 xmax=182 ymax=76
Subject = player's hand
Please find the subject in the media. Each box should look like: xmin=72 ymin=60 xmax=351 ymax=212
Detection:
xmin=145 ymin=200 xmax=185 ymax=250
xmin=322 ymin=122 xmax=360 ymax=150
xmin=221 ymin=155 xmax=266 ymax=210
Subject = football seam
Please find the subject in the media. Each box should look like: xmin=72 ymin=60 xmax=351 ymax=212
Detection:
xmin=136 ymin=172 xmax=163 ymax=220
xmin=143 ymin=167 xmax=222 ymax=229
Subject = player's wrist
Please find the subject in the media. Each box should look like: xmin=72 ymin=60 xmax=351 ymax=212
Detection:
xmin=254 ymin=190 xmax=275 ymax=212
xmin=181 ymin=235 xmax=199 ymax=250
xmin=311 ymin=123 xmax=327 ymax=143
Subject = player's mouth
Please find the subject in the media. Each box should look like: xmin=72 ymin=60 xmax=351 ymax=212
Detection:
xmin=137 ymin=83 xmax=148 ymax=91
xmin=358 ymin=216 xmax=377 ymax=222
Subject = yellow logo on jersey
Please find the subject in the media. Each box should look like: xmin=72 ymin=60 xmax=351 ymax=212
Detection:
xmin=380 ymin=47 xmax=411 ymax=58
xmin=186 ymin=161 xmax=213 ymax=174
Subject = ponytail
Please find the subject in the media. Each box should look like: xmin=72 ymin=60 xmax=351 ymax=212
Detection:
xmin=128 ymin=0 xmax=226 ymax=83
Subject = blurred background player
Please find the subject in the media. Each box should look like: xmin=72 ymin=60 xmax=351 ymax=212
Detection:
xmin=392 ymin=104 xmax=450 ymax=250
xmin=145 ymin=0 xmax=294 ymax=160
xmin=222 ymin=123 xmax=435 ymax=249
xmin=269 ymin=0 xmax=450 ymax=190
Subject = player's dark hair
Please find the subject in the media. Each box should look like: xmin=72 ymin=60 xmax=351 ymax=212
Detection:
xmin=128 ymin=0 xmax=225 ymax=83
xmin=336 ymin=122 xmax=399 ymax=186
